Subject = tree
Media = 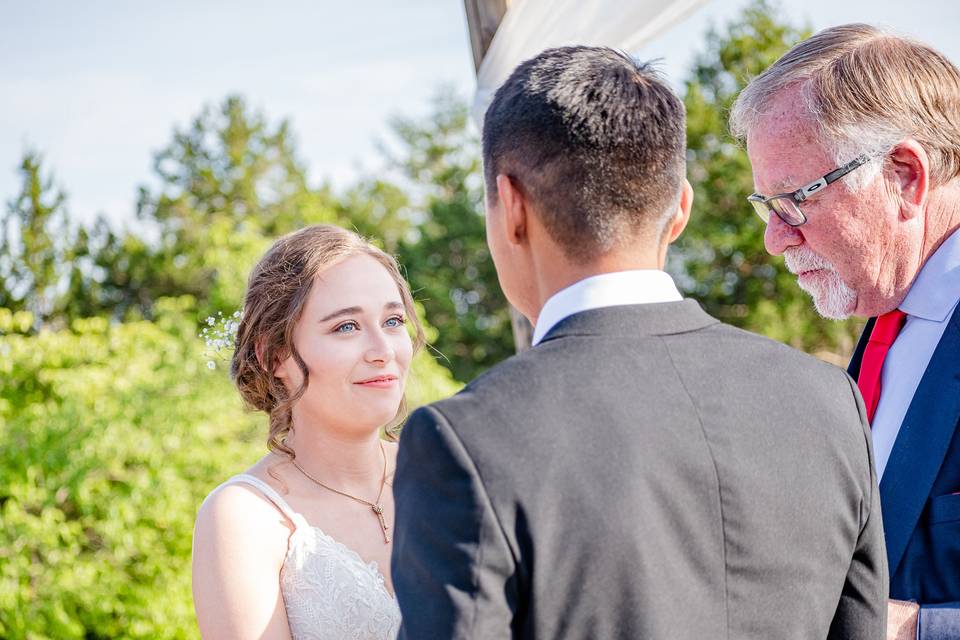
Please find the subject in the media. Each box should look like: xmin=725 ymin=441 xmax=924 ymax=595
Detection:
xmin=0 ymin=151 xmax=71 ymax=326
xmin=49 ymin=95 xmax=348 ymax=322
xmin=386 ymin=90 xmax=514 ymax=382
xmin=336 ymin=178 xmax=413 ymax=257
xmin=675 ymin=0 xmax=863 ymax=361
xmin=63 ymin=217 xmax=168 ymax=321
xmin=127 ymin=95 xmax=344 ymax=317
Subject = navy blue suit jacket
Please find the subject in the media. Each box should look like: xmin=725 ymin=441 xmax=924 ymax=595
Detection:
xmin=849 ymin=305 xmax=960 ymax=639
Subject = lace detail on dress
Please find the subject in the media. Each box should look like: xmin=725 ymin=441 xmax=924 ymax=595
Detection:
xmin=220 ymin=475 xmax=401 ymax=640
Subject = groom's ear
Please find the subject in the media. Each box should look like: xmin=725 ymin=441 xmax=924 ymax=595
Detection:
xmin=665 ymin=179 xmax=693 ymax=244
xmin=496 ymin=174 xmax=528 ymax=246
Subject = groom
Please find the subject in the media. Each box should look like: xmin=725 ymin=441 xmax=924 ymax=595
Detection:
xmin=391 ymin=46 xmax=886 ymax=639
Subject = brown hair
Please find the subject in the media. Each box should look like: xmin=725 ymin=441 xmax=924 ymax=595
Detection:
xmin=730 ymin=24 xmax=960 ymax=188
xmin=230 ymin=224 xmax=425 ymax=458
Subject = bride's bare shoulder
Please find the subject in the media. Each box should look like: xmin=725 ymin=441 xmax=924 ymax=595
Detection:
xmin=194 ymin=458 xmax=294 ymax=560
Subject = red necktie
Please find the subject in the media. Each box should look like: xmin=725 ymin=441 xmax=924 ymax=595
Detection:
xmin=857 ymin=309 xmax=907 ymax=423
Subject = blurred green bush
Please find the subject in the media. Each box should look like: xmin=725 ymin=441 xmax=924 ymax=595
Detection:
xmin=0 ymin=299 xmax=460 ymax=639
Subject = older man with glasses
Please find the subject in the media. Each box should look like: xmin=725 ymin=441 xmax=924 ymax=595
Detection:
xmin=732 ymin=24 xmax=960 ymax=640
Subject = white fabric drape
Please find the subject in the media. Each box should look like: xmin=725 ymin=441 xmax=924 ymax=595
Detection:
xmin=472 ymin=0 xmax=711 ymax=127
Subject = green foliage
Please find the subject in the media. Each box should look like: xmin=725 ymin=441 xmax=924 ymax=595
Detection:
xmin=0 ymin=151 xmax=72 ymax=325
xmin=675 ymin=0 xmax=863 ymax=359
xmin=0 ymin=301 xmax=459 ymax=639
xmin=407 ymin=306 xmax=465 ymax=407
xmin=389 ymin=90 xmax=513 ymax=381
xmin=337 ymin=179 xmax=413 ymax=255
xmin=0 ymin=302 xmax=245 ymax=639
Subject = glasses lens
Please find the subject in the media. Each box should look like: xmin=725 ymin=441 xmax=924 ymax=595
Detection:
xmin=748 ymin=199 xmax=770 ymax=223
xmin=769 ymin=197 xmax=806 ymax=226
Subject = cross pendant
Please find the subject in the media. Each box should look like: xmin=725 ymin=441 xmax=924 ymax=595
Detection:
xmin=372 ymin=503 xmax=391 ymax=544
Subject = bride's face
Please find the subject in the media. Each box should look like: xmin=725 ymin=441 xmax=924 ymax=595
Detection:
xmin=274 ymin=253 xmax=413 ymax=436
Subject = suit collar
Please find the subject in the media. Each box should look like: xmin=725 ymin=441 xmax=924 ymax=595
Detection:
xmin=847 ymin=317 xmax=875 ymax=381
xmin=531 ymin=270 xmax=683 ymax=346
xmin=539 ymin=299 xmax=719 ymax=343
xmin=879 ymin=302 xmax=960 ymax=578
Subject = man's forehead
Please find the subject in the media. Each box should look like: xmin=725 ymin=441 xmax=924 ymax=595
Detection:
xmin=746 ymin=104 xmax=829 ymax=192
xmin=746 ymin=134 xmax=803 ymax=193
xmin=748 ymin=93 xmax=821 ymax=146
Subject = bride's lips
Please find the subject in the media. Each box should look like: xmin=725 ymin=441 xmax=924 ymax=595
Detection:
xmin=353 ymin=375 xmax=399 ymax=389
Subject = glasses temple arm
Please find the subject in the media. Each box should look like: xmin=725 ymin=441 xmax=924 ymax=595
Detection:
xmin=822 ymin=154 xmax=871 ymax=185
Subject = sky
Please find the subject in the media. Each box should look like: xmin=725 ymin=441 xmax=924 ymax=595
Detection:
xmin=2 ymin=0 xmax=958 ymax=229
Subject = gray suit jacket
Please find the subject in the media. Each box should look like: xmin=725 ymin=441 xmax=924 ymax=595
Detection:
xmin=392 ymin=301 xmax=887 ymax=639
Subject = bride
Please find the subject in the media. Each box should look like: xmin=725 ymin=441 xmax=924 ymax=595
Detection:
xmin=192 ymin=224 xmax=424 ymax=639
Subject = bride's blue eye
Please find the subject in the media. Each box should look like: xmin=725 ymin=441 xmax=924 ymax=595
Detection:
xmin=334 ymin=321 xmax=359 ymax=333
xmin=384 ymin=315 xmax=405 ymax=328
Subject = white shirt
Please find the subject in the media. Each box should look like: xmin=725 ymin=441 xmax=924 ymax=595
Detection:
xmin=872 ymin=228 xmax=960 ymax=480
xmin=531 ymin=270 xmax=683 ymax=346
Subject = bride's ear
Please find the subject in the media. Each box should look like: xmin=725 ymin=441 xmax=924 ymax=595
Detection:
xmin=255 ymin=338 xmax=287 ymax=379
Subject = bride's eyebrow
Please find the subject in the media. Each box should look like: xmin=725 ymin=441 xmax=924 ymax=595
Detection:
xmin=319 ymin=302 xmax=404 ymax=323
xmin=319 ymin=306 xmax=362 ymax=322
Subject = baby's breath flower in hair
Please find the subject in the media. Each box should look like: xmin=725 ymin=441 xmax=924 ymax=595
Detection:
xmin=199 ymin=310 xmax=242 ymax=370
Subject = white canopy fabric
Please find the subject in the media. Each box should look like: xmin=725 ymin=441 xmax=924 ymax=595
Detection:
xmin=472 ymin=0 xmax=711 ymax=127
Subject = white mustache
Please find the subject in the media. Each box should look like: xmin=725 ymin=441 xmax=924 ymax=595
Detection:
xmin=783 ymin=246 xmax=836 ymax=275
xmin=782 ymin=245 xmax=857 ymax=319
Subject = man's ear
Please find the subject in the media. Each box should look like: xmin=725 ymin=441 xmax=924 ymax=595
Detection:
xmin=889 ymin=139 xmax=929 ymax=220
xmin=665 ymin=179 xmax=693 ymax=244
xmin=496 ymin=174 xmax=528 ymax=246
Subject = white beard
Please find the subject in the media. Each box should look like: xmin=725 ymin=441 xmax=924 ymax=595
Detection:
xmin=784 ymin=246 xmax=857 ymax=320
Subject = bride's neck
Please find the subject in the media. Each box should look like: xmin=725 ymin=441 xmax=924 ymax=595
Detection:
xmin=283 ymin=423 xmax=385 ymax=491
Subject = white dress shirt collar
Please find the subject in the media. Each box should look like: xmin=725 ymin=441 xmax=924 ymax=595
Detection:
xmin=531 ymin=269 xmax=683 ymax=346
xmin=871 ymin=226 xmax=960 ymax=480
xmin=899 ymin=227 xmax=960 ymax=321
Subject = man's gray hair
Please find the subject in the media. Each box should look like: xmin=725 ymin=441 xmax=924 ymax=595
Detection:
xmin=730 ymin=23 xmax=960 ymax=190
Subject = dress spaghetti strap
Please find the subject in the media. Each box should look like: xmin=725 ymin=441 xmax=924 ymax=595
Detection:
xmin=222 ymin=473 xmax=306 ymax=529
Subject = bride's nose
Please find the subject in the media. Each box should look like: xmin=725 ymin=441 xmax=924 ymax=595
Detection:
xmin=363 ymin=329 xmax=395 ymax=365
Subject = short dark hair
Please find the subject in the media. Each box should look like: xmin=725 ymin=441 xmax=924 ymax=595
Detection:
xmin=482 ymin=46 xmax=686 ymax=262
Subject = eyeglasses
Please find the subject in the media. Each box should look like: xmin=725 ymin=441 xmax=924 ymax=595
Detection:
xmin=747 ymin=154 xmax=872 ymax=227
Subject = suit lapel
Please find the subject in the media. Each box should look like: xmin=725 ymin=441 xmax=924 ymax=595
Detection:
xmin=847 ymin=317 xmax=876 ymax=380
xmin=879 ymin=303 xmax=960 ymax=577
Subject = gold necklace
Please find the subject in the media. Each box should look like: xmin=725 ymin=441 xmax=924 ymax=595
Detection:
xmin=291 ymin=441 xmax=391 ymax=544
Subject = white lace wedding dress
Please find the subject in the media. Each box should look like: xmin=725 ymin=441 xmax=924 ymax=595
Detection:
xmin=218 ymin=474 xmax=401 ymax=639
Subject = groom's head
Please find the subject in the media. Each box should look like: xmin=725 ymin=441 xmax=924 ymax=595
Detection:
xmin=482 ymin=46 xmax=691 ymax=319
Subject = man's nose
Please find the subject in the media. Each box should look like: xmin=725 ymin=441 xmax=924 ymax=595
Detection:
xmin=763 ymin=213 xmax=804 ymax=256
